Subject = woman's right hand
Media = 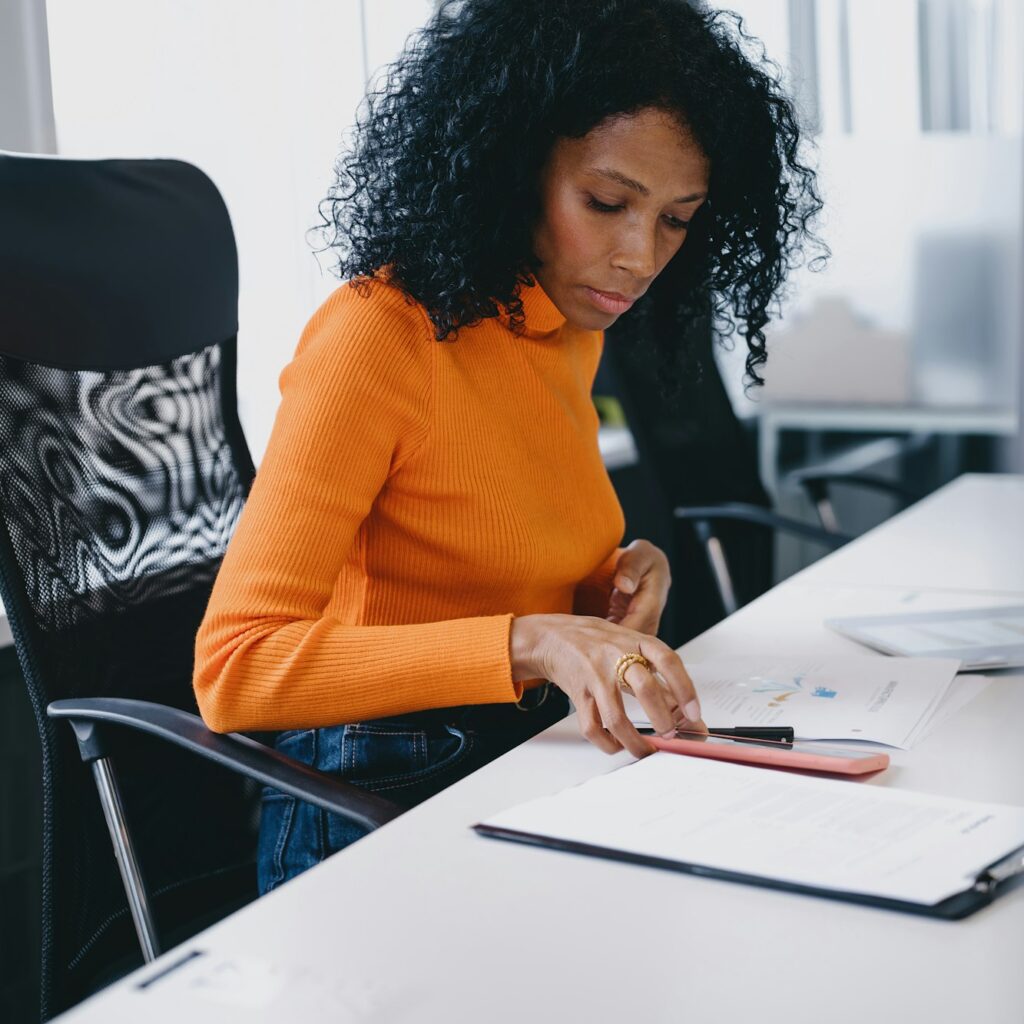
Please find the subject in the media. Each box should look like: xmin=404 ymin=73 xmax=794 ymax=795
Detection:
xmin=510 ymin=613 xmax=705 ymax=759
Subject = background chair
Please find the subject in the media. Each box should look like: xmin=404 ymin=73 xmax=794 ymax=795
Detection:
xmin=599 ymin=316 xmax=920 ymax=639
xmin=0 ymin=152 xmax=399 ymax=1021
xmin=788 ymin=468 xmax=924 ymax=534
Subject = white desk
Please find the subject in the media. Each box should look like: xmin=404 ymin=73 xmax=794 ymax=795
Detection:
xmin=795 ymin=473 xmax=1024 ymax=594
xmin=57 ymin=474 xmax=1024 ymax=1024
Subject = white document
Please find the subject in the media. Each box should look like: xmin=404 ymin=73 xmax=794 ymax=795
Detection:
xmin=627 ymin=655 xmax=960 ymax=749
xmin=480 ymin=754 xmax=1024 ymax=907
xmin=914 ymin=674 xmax=992 ymax=743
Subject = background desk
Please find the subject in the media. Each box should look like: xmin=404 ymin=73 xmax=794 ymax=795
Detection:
xmin=57 ymin=474 xmax=1024 ymax=1024
xmin=757 ymin=403 xmax=1018 ymax=501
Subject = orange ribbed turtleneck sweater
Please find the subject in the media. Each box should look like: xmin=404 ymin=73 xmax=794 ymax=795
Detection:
xmin=194 ymin=276 xmax=625 ymax=732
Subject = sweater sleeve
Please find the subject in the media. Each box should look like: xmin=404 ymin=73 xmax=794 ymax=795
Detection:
xmin=572 ymin=547 xmax=624 ymax=618
xmin=193 ymin=282 xmax=521 ymax=733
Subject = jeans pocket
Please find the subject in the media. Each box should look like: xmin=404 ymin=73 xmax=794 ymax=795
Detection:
xmin=339 ymin=721 xmax=473 ymax=792
xmin=256 ymin=728 xmax=321 ymax=894
xmin=274 ymin=727 xmax=317 ymax=764
xmin=258 ymin=720 xmax=478 ymax=892
xmin=257 ymin=790 xmax=298 ymax=895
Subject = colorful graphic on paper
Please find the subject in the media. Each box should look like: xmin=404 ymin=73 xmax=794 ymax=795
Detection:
xmin=749 ymin=674 xmax=838 ymax=708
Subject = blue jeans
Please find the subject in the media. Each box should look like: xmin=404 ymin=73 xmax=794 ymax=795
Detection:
xmin=257 ymin=683 xmax=569 ymax=894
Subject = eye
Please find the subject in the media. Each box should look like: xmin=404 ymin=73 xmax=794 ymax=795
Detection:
xmin=586 ymin=195 xmax=624 ymax=214
xmin=662 ymin=214 xmax=690 ymax=232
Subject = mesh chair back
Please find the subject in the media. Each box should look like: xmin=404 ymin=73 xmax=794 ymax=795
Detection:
xmin=0 ymin=152 xmax=258 ymax=1019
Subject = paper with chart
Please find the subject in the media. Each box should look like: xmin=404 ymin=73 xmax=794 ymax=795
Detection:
xmin=478 ymin=754 xmax=1024 ymax=907
xmin=627 ymin=655 xmax=961 ymax=748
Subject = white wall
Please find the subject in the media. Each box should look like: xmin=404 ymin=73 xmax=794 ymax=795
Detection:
xmin=46 ymin=0 xmax=435 ymax=460
xmin=40 ymin=0 xmax=1024 ymax=449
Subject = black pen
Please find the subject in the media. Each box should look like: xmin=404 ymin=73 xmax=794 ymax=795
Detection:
xmin=637 ymin=725 xmax=796 ymax=743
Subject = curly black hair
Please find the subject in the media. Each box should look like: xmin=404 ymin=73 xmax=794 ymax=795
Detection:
xmin=311 ymin=0 xmax=826 ymax=388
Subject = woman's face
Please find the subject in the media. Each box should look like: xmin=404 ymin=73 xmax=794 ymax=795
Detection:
xmin=532 ymin=107 xmax=710 ymax=331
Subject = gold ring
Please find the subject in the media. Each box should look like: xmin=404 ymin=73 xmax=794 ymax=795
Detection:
xmin=615 ymin=651 xmax=654 ymax=693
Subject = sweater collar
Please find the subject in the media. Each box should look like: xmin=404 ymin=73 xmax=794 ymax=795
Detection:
xmin=515 ymin=278 xmax=568 ymax=338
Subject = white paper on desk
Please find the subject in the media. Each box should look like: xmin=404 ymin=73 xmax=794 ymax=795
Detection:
xmin=914 ymin=674 xmax=992 ymax=743
xmin=135 ymin=953 xmax=397 ymax=1015
xmin=481 ymin=754 xmax=1024 ymax=906
xmin=628 ymin=655 xmax=960 ymax=748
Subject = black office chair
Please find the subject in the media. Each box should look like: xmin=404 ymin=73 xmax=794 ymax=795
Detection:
xmin=674 ymin=471 xmax=927 ymax=615
xmin=600 ymin=316 xmax=916 ymax=634
xmin=0 ymin=152 xmax=400 ymax=1021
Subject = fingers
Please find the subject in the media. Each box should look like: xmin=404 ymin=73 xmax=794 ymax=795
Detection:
xmin=574 ymin=693 xmax=622 ymax=754
xmin=637 ymin=638 xmax=702 ymax=726
xmin=605 ymin=588 xmax=631 ymax=626
xmin=616 ymin=590 xmax=663 ymax=635
xmin=613 ymin=539 xmax=659 ymax=596
xmin=611 ymin=541 xmax=670 ymax=636
xmin=537 ymin=610 xmax=692 ymax=759
xmin=608 ymin=577 xmax=663 ymax=634
xmin=622 ymin=659 xmax=678 ymax=736
xmin=592 ymin=681 xmax=655 ymax=759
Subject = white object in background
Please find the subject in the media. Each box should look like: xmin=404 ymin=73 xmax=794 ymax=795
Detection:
xmin=845 ymin=0 xmax=920 ymax=135
xmin=827 ymin=605 xmax=1024 ymax=669
xmin=910 ymin=231 xmax=1010 ymax=406
xmin=597 ymin=425 xmax=638 ymax=471
xmin=761 ymin=296 xmax=909 ymax=404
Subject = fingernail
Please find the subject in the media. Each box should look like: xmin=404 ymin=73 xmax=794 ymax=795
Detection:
xmin=684 ymin=699 xmax=701 ymax=721
xmin=617 ymin=576 xmax=636 ymax=593
xmin=659 ymin=729 xmax=677 ymax=739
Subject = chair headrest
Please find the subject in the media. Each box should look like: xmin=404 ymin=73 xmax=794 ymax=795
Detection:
xmin=0 ymin=153 xmax=239 ymax=370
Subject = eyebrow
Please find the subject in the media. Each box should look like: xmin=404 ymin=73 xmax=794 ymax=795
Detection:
xmin=587 ymin=166 xmax=707 ymax=204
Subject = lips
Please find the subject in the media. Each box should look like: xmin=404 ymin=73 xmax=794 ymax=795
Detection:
xmin=583 ymin=286 xmax=642 ymax=315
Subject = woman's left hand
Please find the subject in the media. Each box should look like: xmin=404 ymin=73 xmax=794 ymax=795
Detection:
xmin=606 ymin=539 xmax=671 ymax=636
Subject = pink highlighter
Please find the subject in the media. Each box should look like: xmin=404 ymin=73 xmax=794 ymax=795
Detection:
xmin=647 ymin=731 xmax=890 ymax=775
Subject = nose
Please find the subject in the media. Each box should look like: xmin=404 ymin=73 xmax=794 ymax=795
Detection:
xmin=611 ymin=220 xmax=658 ymax=281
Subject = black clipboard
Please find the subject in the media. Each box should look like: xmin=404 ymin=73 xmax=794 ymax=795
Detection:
xmin=473 ymin=824 xmax=1024 ymax=920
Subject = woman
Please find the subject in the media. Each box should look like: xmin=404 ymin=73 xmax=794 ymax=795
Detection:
xmin=194 ymin=0 xmax=822 ymax=893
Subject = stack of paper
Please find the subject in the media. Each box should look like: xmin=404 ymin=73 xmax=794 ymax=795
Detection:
xmin=476 ymin=754 xmax=1024 ymax=914
xmin=627 ymin=655 xmax=987 ymax=749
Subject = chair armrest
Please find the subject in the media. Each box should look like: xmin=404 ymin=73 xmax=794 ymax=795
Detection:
xmin=791 ymin=471 xmax=923 ymax=505
xmin=47 ymin=698 xmax=401 ymax=832
xmin=673 ymin=503 xmax=853 ymax=548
